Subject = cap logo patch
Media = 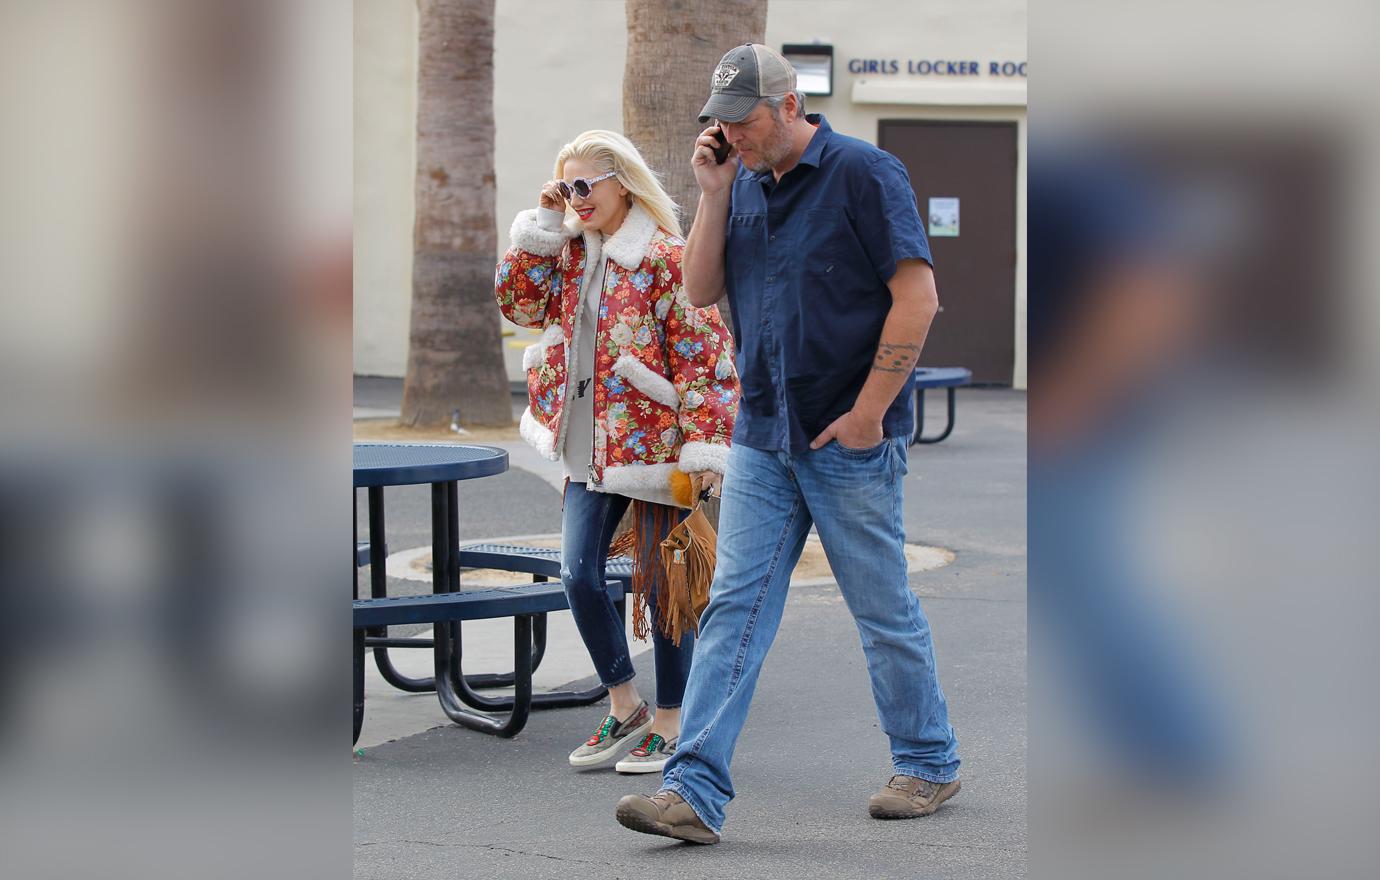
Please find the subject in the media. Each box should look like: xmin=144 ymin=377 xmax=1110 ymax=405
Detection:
xmin=711 ymin=62 xmax=740 ymax=92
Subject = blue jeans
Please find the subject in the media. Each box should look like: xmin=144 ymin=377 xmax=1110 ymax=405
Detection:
xmin=560 ymin=482 xmax=694 ymax=709
xmin=661 ymin=439 xmax=960 ymax=833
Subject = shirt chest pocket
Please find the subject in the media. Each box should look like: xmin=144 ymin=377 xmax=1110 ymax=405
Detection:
xmin=725 ymin=212 xmax=765 ymax=292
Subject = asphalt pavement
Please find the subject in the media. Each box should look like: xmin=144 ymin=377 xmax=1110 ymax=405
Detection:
xmin=353 ymin=385 xmax=1026 ymax=879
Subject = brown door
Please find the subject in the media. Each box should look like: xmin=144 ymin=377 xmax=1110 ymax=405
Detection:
xmin=879 ymin=120 xmax=1018 ymax=384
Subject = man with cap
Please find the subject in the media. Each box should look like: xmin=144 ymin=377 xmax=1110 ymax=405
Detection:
xmin=614 ymin=44 xmax=962 ymax=845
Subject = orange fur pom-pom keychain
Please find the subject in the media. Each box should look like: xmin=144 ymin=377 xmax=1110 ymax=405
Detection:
xmin=669 ymin=470 xmax=695 ymax=508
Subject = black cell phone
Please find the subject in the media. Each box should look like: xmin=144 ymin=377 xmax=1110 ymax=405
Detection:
xmin=712 ymin=127 xmax=731 ymax=165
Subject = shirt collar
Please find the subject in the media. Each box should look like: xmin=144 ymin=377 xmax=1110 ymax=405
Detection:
xmin=796 ymin=113 xmax=832 ymax=168
xmin=745 ymin=113 xmax=833 ymax=181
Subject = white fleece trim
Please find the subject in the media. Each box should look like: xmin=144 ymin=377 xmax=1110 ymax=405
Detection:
xmin=677 ymin=440 xmax=731 ymax=475
xmin=575 ymin=228 xmax=604 ymax=300
xmin=602 ymin=203 xmax=660 ymax=270
xmin=539 ymin=322 xmax=565 ymax=347
xmin=521 ymin=324 xmax=566 ymax=370
xmin=521 ymin=344 xmax=543 ymax=371
xmin=519 ymin=407 xmax=559 ymax=461
xmin=599 ymin=461 xmax=681 ymax=495
xmin=509 ymin=208 xmax=576 ymax=256
xmin=612 ymin=354 xmax=680 ymax=409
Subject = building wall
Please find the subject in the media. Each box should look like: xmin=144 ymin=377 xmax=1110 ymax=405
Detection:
xmin=353 ymin=0 xmax=417 ymax=378
xmin=354 ymin=0 xmax=1027 ymax=387
xmin=768 ymin=2 xmax=1027 ymax=387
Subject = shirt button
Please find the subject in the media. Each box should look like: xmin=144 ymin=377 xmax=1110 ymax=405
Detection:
xmin=769 ymin=234 xmax=776 ymax=241
xmin=766 ymin=275 xmax=775 ymax=282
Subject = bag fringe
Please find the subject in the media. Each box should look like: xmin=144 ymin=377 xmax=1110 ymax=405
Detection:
xmin=657 ymin=504 xmax=717 ymax=645
xmin=609 ymin=500 xmax=715 ymax=646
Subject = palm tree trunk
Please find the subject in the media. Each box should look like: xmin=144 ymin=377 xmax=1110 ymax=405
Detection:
xmin=623 ymin=1 xmax=767 ymax=304
xmin=401 ymin=0 xmax=512 ymax=428
xmin=624 ymin=1 xmax=764 ymax=528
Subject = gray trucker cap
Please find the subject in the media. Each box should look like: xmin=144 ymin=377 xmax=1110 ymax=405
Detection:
xmin=698 ymin=44 xmax=798 ymax=124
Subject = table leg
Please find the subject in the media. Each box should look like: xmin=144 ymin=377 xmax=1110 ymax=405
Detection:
xmin=916 ymin=387 xmax=959 ymax=444
xmin=353 ymin=627 xmax=365 ymax=745
xmin=429 ymin=481 xmax=534 ymax=736
xmin=368 ymin=485 xmax=436 ymax=692
xmin=445 ymin=606 xmax=608 ymax=713
xmin=353 ymin=491 xmax=358 ymax=600
xmin=438 ymin=480 xmax=555 ymax=691
xmin=912 ymin=387 xmax=927 ymax=445
xmin=434 ymin=615 xmax=534 ymax=738
xmin=464 ymin=609 xmax=549 ymax=689
xmin=426 ymin=481 xmax=609 ymax=737
xmin=360 ymin=485 xmax=547 ymax=690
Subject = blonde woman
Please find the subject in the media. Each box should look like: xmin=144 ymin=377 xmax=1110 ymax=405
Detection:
xmin=494 ymin=130 xmax=738 ymax=773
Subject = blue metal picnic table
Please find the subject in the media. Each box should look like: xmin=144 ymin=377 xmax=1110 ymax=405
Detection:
xmin=352 ymin=443 xmax=625 ymax=742
xmin=353 ymin=443 xmax=508 ymax=690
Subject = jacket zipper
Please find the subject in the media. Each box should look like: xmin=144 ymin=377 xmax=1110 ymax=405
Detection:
xmin=587 ymin=260 xmax=609 ymax=487
xmin=552 ymin=238 xmax=594 ymax=462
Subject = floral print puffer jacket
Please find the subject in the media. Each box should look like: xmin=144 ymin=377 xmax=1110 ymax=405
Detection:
xmin=494 ymin=202 xmax=738 ymax=499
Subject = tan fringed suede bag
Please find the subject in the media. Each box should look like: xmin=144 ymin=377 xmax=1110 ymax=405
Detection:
xmin=608 ymin=473 xmax=718 ymax=647
xmin=655 ymin=500 xmax=716 ymax=646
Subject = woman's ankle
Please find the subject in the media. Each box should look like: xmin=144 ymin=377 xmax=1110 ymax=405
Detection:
xmin=607 ymin=683 xmax=642 ymax=719
xmin=649 ymin=708 xmax=680 ymax=739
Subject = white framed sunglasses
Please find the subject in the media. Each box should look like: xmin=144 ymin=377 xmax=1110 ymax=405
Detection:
xmin=557 ymin=170 xmax=617 ymax=201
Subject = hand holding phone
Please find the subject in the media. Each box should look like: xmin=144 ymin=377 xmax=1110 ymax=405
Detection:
xmin=712 ymin=127 xmax=731 ymax=165
xmin=693 ymin=124 xmax=737 ymax=195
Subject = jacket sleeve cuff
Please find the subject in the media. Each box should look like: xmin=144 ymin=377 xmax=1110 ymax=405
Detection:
xmin=536 ymin=207 xmax=566 ymax=231
xmin=677 ymin=440 xmax=731 ymax=475
xmin=509 ymin=208 xmax=574 ymax=256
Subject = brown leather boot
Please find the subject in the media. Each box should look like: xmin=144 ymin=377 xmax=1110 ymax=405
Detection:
xmin=868 ymin=775 xmax=962 ymax=819
xmin=615 ymin=789 xmax=720 ymax=844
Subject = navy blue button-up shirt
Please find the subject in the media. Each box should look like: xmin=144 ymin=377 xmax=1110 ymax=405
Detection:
xmin=723 ymin=114 xmax=933 ymax=453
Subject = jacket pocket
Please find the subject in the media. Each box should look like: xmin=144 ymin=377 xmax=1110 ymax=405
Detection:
xmin=522 ymin=323 xmax=566 ymax=370
xmin=525 ymin=326 xmax=566 ymax=417
xmin=611 ymin=353 xmax=680 ymax=410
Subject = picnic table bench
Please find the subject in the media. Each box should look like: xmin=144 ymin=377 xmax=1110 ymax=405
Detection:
xmin=911 ymin=367 xmax=973 ymax=445
xmin=353 ymin=564 xmax=626 ymax=742
xmin=355 ymin=543 xmax=630 ymax=694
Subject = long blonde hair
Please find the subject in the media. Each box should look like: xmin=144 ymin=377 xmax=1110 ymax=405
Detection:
xmin=554 ymin=130 xmax=682 ymax=238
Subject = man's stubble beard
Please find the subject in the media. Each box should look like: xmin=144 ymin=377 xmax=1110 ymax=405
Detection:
xmin=745 ymin=114 xmax=794 ymax=175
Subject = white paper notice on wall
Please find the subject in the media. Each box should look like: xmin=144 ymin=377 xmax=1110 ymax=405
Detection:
xmin=928 ymin=197 xmax=959 ymax=237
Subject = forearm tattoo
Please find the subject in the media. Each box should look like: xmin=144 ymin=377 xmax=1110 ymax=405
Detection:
xmin=873 ymin=341 xmax=920 ymax=374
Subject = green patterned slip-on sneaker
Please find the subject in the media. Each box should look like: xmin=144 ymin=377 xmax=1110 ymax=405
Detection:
xmin=615 ymin=734 xmax=677 ymax=774
xmin=868 ymin=775 xmax=962 ymax=819
xmin=568 ymin=701 xmax=652 ymax=768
